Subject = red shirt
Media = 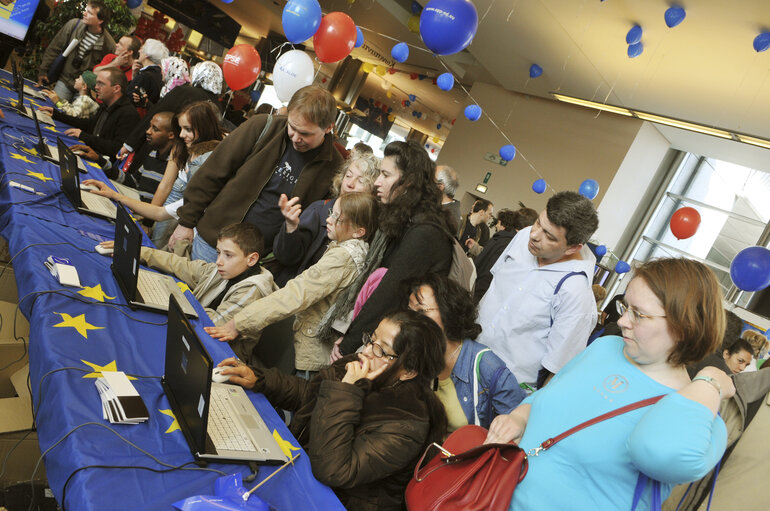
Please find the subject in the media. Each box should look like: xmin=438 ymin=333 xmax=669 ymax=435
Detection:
xmin=93 ymin=54 xmax=133 ymax=82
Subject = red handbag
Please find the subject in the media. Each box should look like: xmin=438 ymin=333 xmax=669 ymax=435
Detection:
xmin=405 ymin=396 xmax=664 ymax=511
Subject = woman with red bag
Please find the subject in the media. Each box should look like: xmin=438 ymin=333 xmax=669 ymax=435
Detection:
xmin=485 ymin=258 xmax=732 ymax=510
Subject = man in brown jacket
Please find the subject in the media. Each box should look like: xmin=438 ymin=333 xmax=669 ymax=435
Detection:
xmin=37 ymin=1 xmax=115 ymax=102
xmin=168 ymin=85 xmax=344 ymax=262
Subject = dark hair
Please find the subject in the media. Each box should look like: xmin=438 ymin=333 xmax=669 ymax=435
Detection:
xmin=172 ymin=101 xmax=224 ymax=167
xmin=407 ymin=273 xmax=481 ymax=342
xmin=472 ymin=199 xmax=492 ymax=214
xmin=725 ymin=338 xmax=753 ymax=357
xmin=88 ymin=1 xmax=111 ymax=26
xmin=373 ymin=311 xmax=447 ymax=445
xmin=338 ymin=192 xmax=379 ymax=243
xmin=101 ymin=68 xmax=127 ymax=93
xmin=510 ymin=207 xmax=538 ymax=231
xmin=722 ymin=310 xmax=744 ymax=351
xmin=254 ymin=103 xmax=273 ymax=115
xmin=633 ymin=258 xmax=725 ymax=366
xmin=545 ymin=191 xmax=599 ymax=245
xmin=287 ymin=85 xmax=337 ymax=129
xmin=380 ymin=140 xmax=448 ymax=238
xmin=217 ymin=223 xmax=264 ymax=257
xmin=125 ymin=35 xmax=142 ymax=60
xmin=352 ymin=142 xmax=374 ymax=156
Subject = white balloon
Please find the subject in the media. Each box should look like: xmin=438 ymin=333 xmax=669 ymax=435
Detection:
xmin=273 ymin=50 xmax=315 ymax=103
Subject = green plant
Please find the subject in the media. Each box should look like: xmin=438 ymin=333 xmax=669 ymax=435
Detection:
xmin=20 ymin=0 xmax=136 ymax=80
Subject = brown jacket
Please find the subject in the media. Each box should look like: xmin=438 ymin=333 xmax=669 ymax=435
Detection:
xmin=253 ymin=358 xmax=433 ymax=510
xmin=176 ymin=115 xmax=343 ymax=246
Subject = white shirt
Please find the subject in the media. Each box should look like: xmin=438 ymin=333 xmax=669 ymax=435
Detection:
xmin=477 ymin=226 xmax=598 ymax=384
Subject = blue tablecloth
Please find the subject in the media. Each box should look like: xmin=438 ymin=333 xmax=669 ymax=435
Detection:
xmin=0 ymin=71 xmax=342 ymax=511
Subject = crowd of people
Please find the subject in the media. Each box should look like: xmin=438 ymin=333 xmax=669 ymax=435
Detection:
xmin=27 ymin=3 xmax=769 ymax=509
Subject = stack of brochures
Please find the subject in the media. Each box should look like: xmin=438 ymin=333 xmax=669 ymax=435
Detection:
xmin=95 ymin=371 xmax=149 ymax=424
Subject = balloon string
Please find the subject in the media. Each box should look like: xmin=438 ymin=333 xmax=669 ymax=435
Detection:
xmin=714 ymin=52 xmax=758 ymax=128
xmin=738 ymin=66 xmax=770 ymax=131
xmin=479 ymin=0 xmax=498 ymax=25
xmin=506 ymin=0 xmax=520 ymax=22
xmin=435 ymin=57 xmax=553 ymax=192
xmin=358 ymin=25 xmax=432 ymax=54
xmin=628 ymin=30 xmax=668 ymax=104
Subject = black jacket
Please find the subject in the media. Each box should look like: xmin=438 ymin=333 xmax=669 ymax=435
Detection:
xmin=128 ymin=65 xmax=163 ymax=107
xmin=473 ymin=229 xmax=516 ymax=303
xmin=53 ymin=94 xmax=140 ymax=160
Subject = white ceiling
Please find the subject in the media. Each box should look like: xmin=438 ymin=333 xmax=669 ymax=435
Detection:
xmin=214 ymin=0 xmax=770 ymax=160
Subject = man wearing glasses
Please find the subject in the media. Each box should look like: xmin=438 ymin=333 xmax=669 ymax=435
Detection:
xmin=477 ymin=191 xmax=599 ymax=391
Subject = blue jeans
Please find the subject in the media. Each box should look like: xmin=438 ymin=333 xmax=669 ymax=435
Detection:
xmin=53 ymin=80 xmax=75 ymax=102
xmin=191 ymin=234 xmax=218 ymax=262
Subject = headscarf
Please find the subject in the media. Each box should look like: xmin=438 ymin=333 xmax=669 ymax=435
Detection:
xmin=160 ymin=56 xmax=190 ymax=98
xmin=190 ymin=61 xmax=223 ymax=96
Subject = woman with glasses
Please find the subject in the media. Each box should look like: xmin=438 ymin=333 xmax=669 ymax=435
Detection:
xmin=217 ymin=310 xmax=448 ymax=511
xmin=407 ymin=273 xmax=525 ymax=432
xmin=484 ymin=258 xmax=732 ymax=510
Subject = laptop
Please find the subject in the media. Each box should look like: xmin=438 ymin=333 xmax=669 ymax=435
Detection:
xmin=34 ymin=109 xmax=88 ymax=172
xmin=57 ymin=138 xmax=116 ymax=219
xmin=162 ymin=294 xmax=287 ymax=464
xmin=111 ymin=202 xmax=198 ymax=318
xmin=13 ymin=69 xmax=54 ymax=125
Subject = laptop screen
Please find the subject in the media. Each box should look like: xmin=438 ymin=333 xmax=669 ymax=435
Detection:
xmin=113 ymin=203 xmax=141 ymax=303
xmin=164 ymin=294 xmax=212 ymax=455
xmin=33 ymin=108 xmax=47 ymax=155
xmin=56 ymin=138 xmax=82 ymax=208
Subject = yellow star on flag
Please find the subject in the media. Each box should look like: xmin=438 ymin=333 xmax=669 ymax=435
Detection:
xmin=20 ymin=146 xmax=38 ymax=156
xmin=176 ymin=282 xmax=191 ymax=294
xmin=160 ymin=409 xmax=181 ymax=433
xmin=272 ymin=429 xmax=300 ymax=458
xmin=52 ymin=312 xmax=104 ymax=339
xmin=78 ymin=284 xmax=116 ymax=302
xmin=44 ymin=125 xmax=59 ymax=133
xmin=10 ymin=153 xmax=35 ymax=164
xmin=26 ymin=170 xmax=52 ymax=182
xmin=81 ymin=359 xmax=136 ymax=380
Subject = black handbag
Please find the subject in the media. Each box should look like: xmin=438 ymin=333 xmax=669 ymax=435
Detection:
xmin=47 ymin=21 xmax=80 ymax=84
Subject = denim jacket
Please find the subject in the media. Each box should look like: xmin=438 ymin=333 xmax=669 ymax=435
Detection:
xmin=450 ymin=340 xmax=527 ymax=428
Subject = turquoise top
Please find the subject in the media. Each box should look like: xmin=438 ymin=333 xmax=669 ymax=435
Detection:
xmin=510 ymin=336 xmax=727 ymax=510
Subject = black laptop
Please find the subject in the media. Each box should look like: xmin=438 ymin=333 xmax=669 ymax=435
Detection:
xmin=57 ymin=138 xmax=116 ymax=219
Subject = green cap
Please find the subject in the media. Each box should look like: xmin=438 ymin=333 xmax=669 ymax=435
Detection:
xmin=81 ymin=70 xmax=97 ymax=91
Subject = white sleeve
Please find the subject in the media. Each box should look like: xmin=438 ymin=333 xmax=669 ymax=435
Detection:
xmin=164 ymin=198 xmax=183 ymax=220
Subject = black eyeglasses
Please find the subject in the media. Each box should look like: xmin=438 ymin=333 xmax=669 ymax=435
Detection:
xmin=362 ymin=332 xmax=399 ymax=361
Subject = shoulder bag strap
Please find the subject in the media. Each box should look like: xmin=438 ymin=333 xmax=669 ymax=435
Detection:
xmin=253 ymin=114 xmax=273 ymax=151
xmin=529 ymin=395 xmax=665 ymax=457
xmin=472 ymin=348 xmax=490 ymax=426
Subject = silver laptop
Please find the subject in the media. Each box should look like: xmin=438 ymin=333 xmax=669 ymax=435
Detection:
xmin=111 ymin=202 xmax=198 ymax=318
xmin=57 ymin=138 xmax=116 ymax=219
xmin=162 ymin=294 xmax=287 ymax=464
xmin=23 ymin=85 xmax=48 ymax=101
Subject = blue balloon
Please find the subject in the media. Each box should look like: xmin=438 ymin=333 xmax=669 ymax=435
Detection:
xmin=420 ymin=0 xmax=479 ymax=55
xmin=627 ymin=42 xmax=644 ymax=58
xmin=615 ymin=261 xmax=631 ymax=274
xmin=355 ymin=27 xmax=364 ymax=48
xmin=282 ymin=0 xmax=322 ymax=44
xmin=595 ymin=245 xmax=607 ymax=257
xmin=626 ymin=25 xmax=642 ymax=45
xmin=405 ymin=100 xmax=411 ymax=107
xmin=730 ymin=246 xmax=770 ymax=291
xmin=464 ymin=104 xmax=482 ymax=121
xmin=753 ymin=32 xmax=770 ymax=53
xmin=529 ymin=63 xmax=543 ymax=78
xmin=408 ymin=94 xmax=416 ymax=102
xmin=579 ymin=179 xmax=599 ymax=199
xmin=499 ymin=144 xmax=516 ymax=162
xmin=664 ymin=6 xmax=686 ymax=28
xmin=411 ymin=1 xmax=422 ymax=14
xmin=436 ymin=123 xmax=442 ymax=129
xmin=127 ymin=0 xmax=143 ymax=7
xmin=391 ymin=42 xmax=409 ymax=63
xmin=436 ymin=72 xmax=454 ymax=91
xmin=532 ymin=179 xmax=546 ymax=194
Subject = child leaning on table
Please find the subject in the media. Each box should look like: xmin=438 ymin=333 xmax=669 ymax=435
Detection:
xmin=99 ymin=223 xmax=277 ymax=364
xmin=205 ymin=192 xmax=378 ymax=377
xmin=42 ymin=71 xmax=99 ymax=119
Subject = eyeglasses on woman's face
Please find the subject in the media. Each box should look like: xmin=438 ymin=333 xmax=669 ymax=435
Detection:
xmin=362 ymin=332 xmax=399 ymax=361
xmin=616 ymin=300 xmax=666 ymax=324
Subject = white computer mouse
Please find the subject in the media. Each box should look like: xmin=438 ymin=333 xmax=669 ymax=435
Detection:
xmin=94 ymin=244 xmax=113 ymax=255
xmin=211 ymin=367 xmax=231 ymax=383
xmin=80 ymin=183 xmax=98 ymax=192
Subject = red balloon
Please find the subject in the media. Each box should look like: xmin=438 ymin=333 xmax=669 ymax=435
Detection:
xmin=669 ymin=207 xmax=701 ymax=240
xmin=223 ymin=44 xmax=262 ymax=91
xmin=313 ymin=12 xmax=356 ymax=63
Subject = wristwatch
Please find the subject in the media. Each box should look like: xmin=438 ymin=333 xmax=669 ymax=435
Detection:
xmin=692 ymin=375 xmax=722 ymax=399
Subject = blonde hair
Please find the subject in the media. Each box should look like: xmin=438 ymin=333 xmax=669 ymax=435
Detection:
xmin=330 ymin=154 xmax=380 ymax=197
xmin=742 ymin=330 xmax=769 ymax=358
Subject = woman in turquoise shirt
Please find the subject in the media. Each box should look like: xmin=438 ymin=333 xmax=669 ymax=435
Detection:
xmin=485 ymin=258 xmax=733 ymax=510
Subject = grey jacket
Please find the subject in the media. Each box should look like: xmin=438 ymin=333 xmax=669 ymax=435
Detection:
xmin=39 ymin=19 xmax=115 ymax=90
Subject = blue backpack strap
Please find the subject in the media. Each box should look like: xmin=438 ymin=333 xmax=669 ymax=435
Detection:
xmin=631 ymin=473 xmax=648 ymax=511
xmin=550 ymin=271 xmax=588 ymax=327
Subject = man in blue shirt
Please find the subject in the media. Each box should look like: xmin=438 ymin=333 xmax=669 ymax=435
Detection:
xmin=477 ymin=191 xmax=599 ymax=389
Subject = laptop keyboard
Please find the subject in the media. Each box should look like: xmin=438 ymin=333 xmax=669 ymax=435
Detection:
xmin=208 ymin=387 xmax=255 ymax=452
xmin=80 ymin=192 xmax=116 ymax=217
xmin=137 ymin=270 xmax=171 ymax=306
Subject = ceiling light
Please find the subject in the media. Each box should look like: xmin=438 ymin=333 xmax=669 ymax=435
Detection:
xmin=551 ymin=93 xmax=633 ymax=117
xmin=633 ymin=112 xmax=732 ymax=139
xmin=736 ymin=134 xmax=770 ymax=150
